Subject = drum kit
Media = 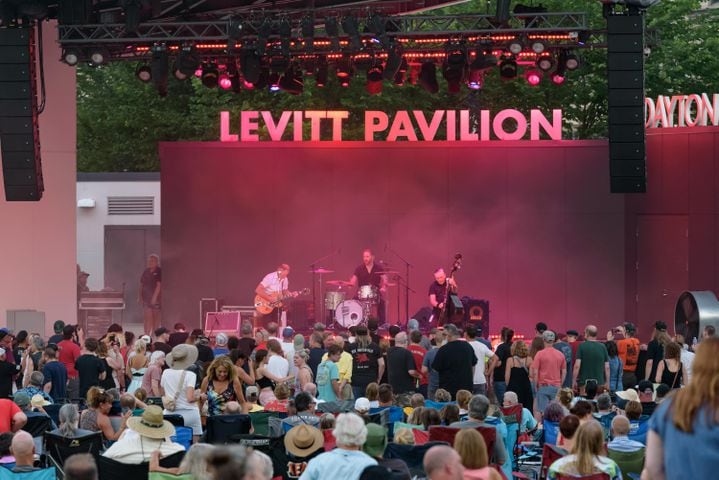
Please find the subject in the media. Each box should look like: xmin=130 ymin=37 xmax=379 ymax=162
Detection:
xmin=308 ymin=267 xmax=400 ymax=328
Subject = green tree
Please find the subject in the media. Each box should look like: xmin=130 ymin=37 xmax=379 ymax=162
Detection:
xmin=76 ymin=0 xmax=719 ymax=171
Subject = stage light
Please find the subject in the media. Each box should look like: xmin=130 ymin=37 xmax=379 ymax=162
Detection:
xmin=301 ymin=14 xmax=315 ymax=52
xmin=341 ymin=16 xmax=362 ymax=51
xmin=562 ymin=51 xmax=580 ymax=70
xmin=508 ymin=38 xmax=524 ymax=55
xmin=316 ymin=57 xmax=328 ymax=87
xmin=201 ymin=64 xmax=218 ymax=88
xmin=531 ymin=40 xmax=547 ymax=54
xmin=366 ymin=62 xmax=384 ymax=95
xmin=368 ymin=12 xmax=390 ymax=50
xmin=469 ymin=48 xmax=498 ymax=72
xmin=88 ymin=47 xmax=109 ymax=66
xmin=62 ymin=48 xmax=83 ymax=66
xmin=325 ymin=17 xmax=341 ymax=50
xmin=268 ymin=72 xmax=281 ymax=92
xmin=174 ymin=46 xmax=200 ymax=80
xmin=499 ymin=57 xmax=517 ymax=79
xmin=218 ymin=73 xmax=232 ymax=90
xmin=525 ymin=69 xmax=542 ymax=86
xmin=136 ymin=64 xmax=152 ymax=82
xmin=418 ymin=62 xmax=439 ymax=94
xmin=256 ymin=17 xmax=272 ymax=56
xmin=536 ymin=53 xmax=555 ymax=72
xmin=551 ymin=70 xmax=566 ymax=85
xmin=151 ymin=45 xmax=169 ymax=96
xmin=577 ymin=31 xmax=590 ymax=46
xmin=279 ymin=63 xmax=304 ymax=95
xmin=240 ymin=50 xmax=261 ymax=85
xmin=443 ymin=45 xmax=467 ymax=94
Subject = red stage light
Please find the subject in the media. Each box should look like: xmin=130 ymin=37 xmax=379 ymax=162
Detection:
xmin=551 ymin=72 xmax=566 ymax=85
xmin=218 ymin=74 xmax=232 ymax=90
xmin=525 ymin=69 xmax=542 ymax=86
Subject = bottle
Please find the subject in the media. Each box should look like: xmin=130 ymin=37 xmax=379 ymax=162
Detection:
xmin=692 ymin=336 xmax=698 ymax=351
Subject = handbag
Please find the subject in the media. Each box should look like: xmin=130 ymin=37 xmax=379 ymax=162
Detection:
xmin=162 ymin=370 xmax=187 ymax=412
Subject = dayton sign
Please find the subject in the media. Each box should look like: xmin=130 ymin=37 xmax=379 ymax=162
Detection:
xmin=645 ymin=93 xmax=719 ymax=128
xmin=219 ymin=109 xmax=564 ymax=142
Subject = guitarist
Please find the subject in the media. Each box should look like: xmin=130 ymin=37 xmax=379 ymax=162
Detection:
xmin=255 ymin=264 xmax=294 ymax=328
xmin=428 ymin=268 xmax=458 ymax=326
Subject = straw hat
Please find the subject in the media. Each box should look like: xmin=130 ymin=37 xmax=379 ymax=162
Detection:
xmin=30 ymin=394 xmax=50 ymax=408
xmin=127 ymin=405 xmax=176 ymax=439
xmin=616 ymin=388 xmax=640 ymax=403
xmin=284 ymin=424 xmax=324 ymax=457
xmin=166 ymin=344 xmax=198 ymax=370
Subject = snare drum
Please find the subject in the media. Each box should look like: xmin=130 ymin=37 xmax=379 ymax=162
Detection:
xmin=358 ymin=285 xmax=379 ymax=303
xmin=334 ymin=300 xmax=364 ymax=328
xmin=324 ymin=291 xmax=346 ymax=310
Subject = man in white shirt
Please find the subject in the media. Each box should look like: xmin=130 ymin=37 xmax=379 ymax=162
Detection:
xmin=103 ymin=406 xmax=184 ymax=464
xmin=465 ymin=324 xmax=494 ymax=395
xmin=255 ymin=264 xmax=292 ymax=328
xmin=266 ymin=339 xmax=290 ymax=378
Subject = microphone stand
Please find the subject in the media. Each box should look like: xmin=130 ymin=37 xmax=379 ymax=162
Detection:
xmin=309 ymin=249 xmax=341 ymax=327
xmin=388 ymin=247 xmax=413 ymax=325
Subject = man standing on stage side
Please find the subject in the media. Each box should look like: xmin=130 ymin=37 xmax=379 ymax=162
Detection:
xmin=139 ymin=254 xmax=162 ymax=335
xmin=348 ymin=249 xmax=387 ymax=325
xmin=255 ymin=264 xmax=293 ymax=329
xmin=428 ymin=268 xmax=457 ymax=326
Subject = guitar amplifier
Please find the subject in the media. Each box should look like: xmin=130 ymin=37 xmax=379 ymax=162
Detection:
xmin=462 ymin=297 xmax=490 ymax=337
xmin=204 ymin=311 xmax=241 ymax=338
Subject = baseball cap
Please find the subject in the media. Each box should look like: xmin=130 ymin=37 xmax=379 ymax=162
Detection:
xmin=282 ymin=327 xmax=294 ymax=338
xmin=354 ymin=397 xmax=371 ymax=413
xmin=355 ymin=326 xmax=368 ymax=336
xmin=407 ymin=319 xmax=419 ymax=331
xmin=654 ymin=321 xmax=667 ymax=332
xmin=13 ymin=392 xmax=30 ymax=408
xmin=638 ymin=380 xmax=654 ymax=393
xmin=542 ymin=330 xmax=556 ymax=342
xmin=140 ymin=335 xmax=152 ymax=344
xmin=154 ymin=327 xmax=168 ymax=337
xmin=246 ymin=386 xmax=259 ymax=397
xmin=566 ymin=329 xmax=579 ymax=337
xmin=624 ymin=322 xmax=636 ymax=334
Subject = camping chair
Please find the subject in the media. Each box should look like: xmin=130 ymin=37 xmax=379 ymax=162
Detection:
xmin=0 ymin=467 xmax=55 ymax=480
xmin=44 ymin=432 xmax=104 ymax=476
xmin=95 ymin=451 xmax=184 ymax=480
xmin=555 ymin=474 xmax=610 ymax=480
xmin=543 ymin=420 xmax=560 ymax=445
xmin=501 ymin=404 xmax=524 ymax=468
xmin=628 ymin=417 xmax=649 ymax=445
xmin=23 ymin=415 xmax=53 ymax=455
xmin=42 ymin=404 xmax=62 ymax=427
xmin=384 ymin=441 xmax=449 ymax=478
xmin=231 ymin=434 xmax=289 ymax=479
xmin=369 ymin=406 xmax=405 ymax=439
xmin=539 ymin=443 xmax=568 ymax=479
xmin=248 ymin=411 xmax=278 ymax=436
xmin=204 ymin=414 xmax=252 ymax=444
xmin=607 ymin=447 xmax=645 ymax=479
xmin=171 ymin=426 xmax=193 ymax=450
xmin=163 ymin=414 xmax=185 ymax=427
xmin=322 ymin=429 xmax=336 ymax=450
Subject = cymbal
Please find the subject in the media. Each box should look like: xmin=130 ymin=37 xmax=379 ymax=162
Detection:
xmin=385 ymin=282 xmax=398 ymax=287
xmin=381 ymin=270 xmax=400 ymax=275
xmin=309 ymin=268 xmax=334 ymax=274
xmin=326 ymin=280 xmax=353 ymax=287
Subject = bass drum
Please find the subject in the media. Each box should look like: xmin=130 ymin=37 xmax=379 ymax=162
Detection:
xmin=325 ymin=291 xmax=346 ymax=310
xmin=334 ymin=300 xmax=364 ymax=328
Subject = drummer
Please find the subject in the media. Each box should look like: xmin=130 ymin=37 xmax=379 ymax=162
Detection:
xmin=348 ymin=248 xmax=388 ymax=325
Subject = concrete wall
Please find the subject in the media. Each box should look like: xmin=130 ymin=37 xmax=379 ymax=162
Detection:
xmin=0 ymin=21 xmax=77 ymax=334
xmin=76 ymin=173 xmax=160 ymax=290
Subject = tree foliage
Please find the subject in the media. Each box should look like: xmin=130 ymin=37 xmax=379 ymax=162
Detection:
xmin=76 ymin=0 xmax=719 ymax=172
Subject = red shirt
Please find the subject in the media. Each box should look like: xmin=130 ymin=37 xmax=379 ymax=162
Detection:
xmin=532 ymin=346 xmax=566 ymax=387
xmin=0 ymin=399 xmax=21 ymax=433
xmin=569 ymin=340 xmax=584 ymax=363
xmin=407 ymin=344 xmax=428 ymax=386
xmin=57 ymin=339 xmax=81 ymax=378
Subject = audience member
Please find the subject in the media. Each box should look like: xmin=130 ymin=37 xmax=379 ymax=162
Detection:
xmin=557 ymin=387 xmax=573 ymax=413
xmin=434 ymin=388 xmax=451 ymax=403
xmin=58 ymin=326 xmax=82 ymax=400
xmin=456 ymin=389 xmax=471 ymax=416
xmin=265 ymin=383 xmax=291 ymax=412
xmin=13 ymin=392 xmax=56 ymax=429
xmin=654 ymin=383 xmax=670 ymax=404
xmin=294 ymin=350 xmax=314 ymax=392
xmin=48 ymin=321 xmax=65 ymax=346
xmin=348 ymin=327 xmax=384 ymax=400
xmin=557 ymin=414 xmax=580 ymax=452
xmin=454 ymin=428 xmax=503 ymax=480
xmin=319 ymin=413 xmax=335 ymax=430
xmin=386 ymin=332 xmax=419 ymax=397
xmin=307 ymin=333 xmax=326 ymax=380
xmin=0 ymin=432 xmax=13 ymax=468
xmin=321 ymin=337 xmax=353 ymax=400
xmin=543 ymin=401 xmax=567 ymax=423
xmin=16 ymin=371 xmax=53 ymax=403
xmin=245 ymin=449 xmax=273 ymax=480
xmin=79 ymin=386 xmax=128 ymax=441
xmin=76 ymin=338 xmax=107 ymax=400
xmin=244 ymin=386 xmax=263 ymax=413
xmin=41 ymin=347 xmax=67 ymax=401
xmin=449 ymin=394 xmax=508 ymax=466
xmin=432 ymin=324 xmax=477 ymax=399
xmin=531 ymin=330 xmax=566 ymax=420
xmin=642 ymin=337 xmax=719 ymax=480
xmin=423 ymin=445 xmax=465 ymax=480
xmin=363 ymin=423 xmax=411 ymax=480
xmin=201 ymin=355 xmax=245 ymax=416
xmin=573 ymin=325 xmax=609 ymax=393
xmin=317 ymin=344 xmax=342 ymax=403
xmin=654 ymin=341 xmax=684 ymax=389
xmin=393 ymin=427 xmax=415 ymax=445
xmin=605 ymin=340 xmax=623 ymax=394
xmin=570 ymin=400 xmax=594 ymax=424
xmin=0 ymin=398 xmax=26 ymax=433
xmin=301 ymin=413 xmax=377 ymax=480
xmin=505 ymin=340 xmax=533 ymax=412
xmin=552 ymin=332 xmax=574 ymax=390
xmin=354 ymin=397 xmax=370 ymax=416
xmin=64 ymin=453 xmax=98 ymax=480
xmin=407 ymin=330 xmax=429 ymax=397
xmin=283 ymin=392 xmax=320 ymax=430
xmin=365 ymin=383 xmax=379 ymax=408
xmin=161 ymin=344 xmax=202 ymax=440
xmin=0 ymin=347 xmax=21 ymax=399
xmin=103 ymin=406 xmax=183 ymax=463
xmin=167 ymin=323 xmax=189 ymax=348
xmin=141 ymin=350 xmax=165 ymax=397
xmin=422 ymin=328 xmax=446 ymax=401
xmin=502 ymin=391 xmax=537 ymax=433
xmin=421 ymin=408 xmax=442 ymax=430
xmin=440 ymin=403 xmax=460 ymax=425
xmin=607 ymin=415 xmax=644 ymax=452
xmin=547 ymin=421 xmax=622 ymax=479
xmin=254 ymin=349 xmax=291 ymax=406
xmin=488 ymin=328 xmax=513 ymax=404
xmin=152 ymin=327 xmax=172 ymax=355
xmin=616 ymin=322 xmax=640 ymax=389
xmin=10 ymin=430 xmax=39 ymax=472
xmin=644 ymin=321 xmax=670 ymax=382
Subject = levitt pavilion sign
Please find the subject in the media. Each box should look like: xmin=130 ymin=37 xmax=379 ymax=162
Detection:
xmin=219 ymin=109 xmax=564 ymax=142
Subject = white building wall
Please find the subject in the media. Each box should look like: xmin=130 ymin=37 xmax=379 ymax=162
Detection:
xmin=76 ymin=176 xmax=160 ymax=290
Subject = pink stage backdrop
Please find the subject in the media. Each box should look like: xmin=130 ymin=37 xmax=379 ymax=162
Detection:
xmin=160 ymin=140 xmax=625 ymax=337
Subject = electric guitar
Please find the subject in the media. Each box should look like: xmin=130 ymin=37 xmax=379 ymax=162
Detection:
xmin=254 ymin=288 xmax=310 ymax=315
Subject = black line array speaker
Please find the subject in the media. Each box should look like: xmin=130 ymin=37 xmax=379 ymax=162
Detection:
xmin=0 ymin=25 xmax=43 ymax=201
xmin=607 ymin=13 xmax=646 ymax=193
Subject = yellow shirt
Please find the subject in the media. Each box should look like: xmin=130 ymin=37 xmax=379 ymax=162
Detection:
xmin=322 ymin=351 xmax=353 ymax=382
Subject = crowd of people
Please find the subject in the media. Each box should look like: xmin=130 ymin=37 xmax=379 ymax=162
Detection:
xmin=0 ymin=317 xmax=715 ymax=480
